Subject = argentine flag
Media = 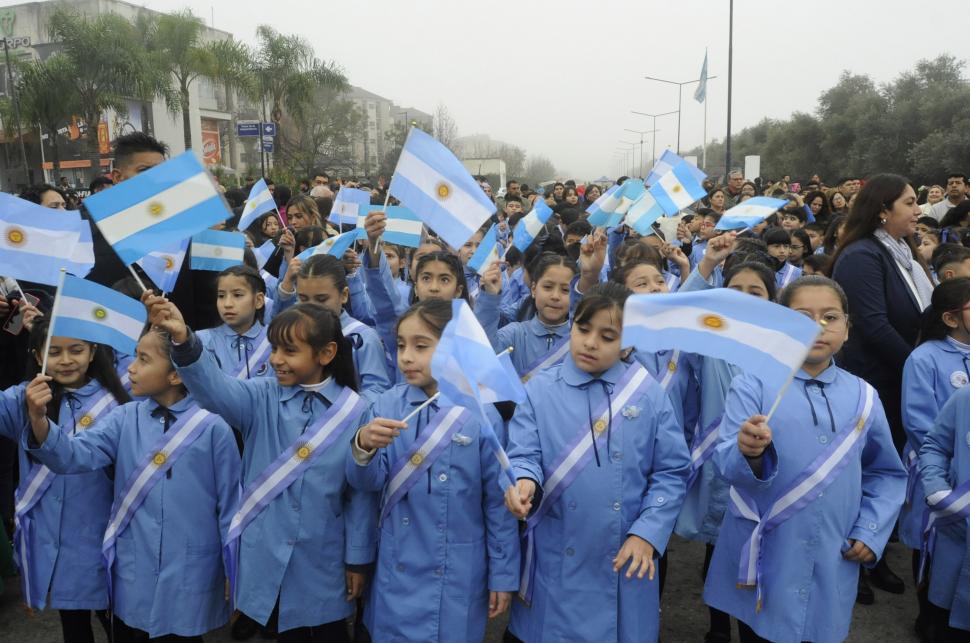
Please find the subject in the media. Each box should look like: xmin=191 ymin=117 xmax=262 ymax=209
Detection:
xmin=584 ymin=184 xmax=620 ymax=223
xmin=651 ymin=162 xmax=707 ymax=215
xmin=624 ymin=190 xmax=667 ymax=236
xmin=252 ymin=239 xmax=276 ymax=270
xmin=51 ymin=275 xmax=147 ymax=356
xmin=715 ymin=197 xmax=789 ymax=231
xmin=0 ymin=193 xmax=83 ymax=285
xmin=297 ymin=228 xmax=363 ymax=261
xmin=64 ymin=220 xmax=95 ymax=278
xmin=190 ymin=230 xmax=245 ymax=272
xmin=331 ymin=188 xmax=373 ymax=227
xmin=468 ymin=224 xmax=501 ymax=276
xmin=622 ymin=288 xmax=821 ymax=386
xmin=646 ymin=150 xmax=707 ymax=187
xmin=364 ymin=205 xmax=424 ymax=248
xmin=136 ymin=239 xmax=188 ymax=292
xmin=389 ymin=128 xmax=495 ymax=249
xmin=589 ymin=180 xmax=646 ymax=228
xmin=238 ymin=179 xmax=276 ymax=232
xmin=512 ymin=199 xmax=552 ymax=252
xmin=84 ymin=151 xmax=231 ymax=265
xmin=431 ymin=300 xmax=526 ymax=488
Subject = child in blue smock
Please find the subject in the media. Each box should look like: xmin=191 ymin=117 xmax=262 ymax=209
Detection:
xmin=704 ymin=276 xmax=906 ymax=643
xmin=346 ymin=299 xmax=519 ymax=641
xmin=0 ymin=320 xmax=129 ymax=643
xmin=477 ymin=254 xmax=577 ymax=380
xmin=275 ymin=254 xmax=390 ymax=402
xmin=197 ymin=264 xmax=273 ymax=379
xmin=381 ymin=242 xmax=412 ymax=305
xmin=146 ymin=294 xmax=377 ymax=642
xmin=764 ymin=227 xmax=802 ymax=289
xmin=459 ymin=226 xmax=487 ymax=300
xmin=917 ymin=383 xmax=970 ymax=639
xmin=902 ymin=276 xmax=970 ymax=638
xmin=504 ymin=282 xmax=690 ymax=643
xmin=22 ymin=328 xmax=240 ymax=640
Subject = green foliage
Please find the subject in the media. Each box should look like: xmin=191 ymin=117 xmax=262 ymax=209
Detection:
xmin=277 ymin=86 xmax=365 ymax=178
xmin=688 ymin=54 xmax=970 ymax=185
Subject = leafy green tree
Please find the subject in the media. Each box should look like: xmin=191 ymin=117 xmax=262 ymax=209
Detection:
xmin=13 ymin=54 xmax=80 ymax=173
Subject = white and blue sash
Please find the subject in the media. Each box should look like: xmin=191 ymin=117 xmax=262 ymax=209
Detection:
xmin=380 ymin=406 xmax=472 ymax=523
xmin=521 ymin=336 xmax=570 ymax=383
xmin=101 ymin=405 xmax=216 ymax=601
xmin=233 ymin=331 xmax=271 ymax=380
xmin=728 ymin=382 xmax=875 ymax=611
xmin=656 ymin=349 xmax=682 ymax=391
xmin=685 ymin=416 xmax=722 ymax=490
xmin=918 ymin=478 xmax=970 ymax=583
xmin=223 ymin=387 xmax=365 ymax=600
xmin=778 ymin=263 xmax=798 ymax=288
xmin=14 ymin=389 xmax=119 ymax=608
xmin=518 ymin=363 xmax=653 ymax=603
xmin=904 ymin=446 xmax=918 ymax=505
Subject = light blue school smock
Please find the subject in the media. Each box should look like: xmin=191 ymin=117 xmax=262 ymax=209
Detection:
xmin=0 ymin=380 xmax=114 ymax=610
xmin=900 ymin=338 xmax=970 ymax=548
xmin=24 ymin=394 xmax=240 ymax=637
xmin=197 ymin=321 xmax=272 ymax=379
xmin=476 ymin=291 xmax=571 ymax=378
xmin=704 ymin=365 xmax=906 ymax=643
xmin=171 ymin=333 xmax=378 ymax=632
xmin=345 ymin=384 xmax=519 ymax=642
xmin=918 ymin=386 xmax=970 ymax=632
xmin=507 ymin=355 xmax=690 ymax=643
xmin=339 ymin=311 xmax=391 ymax=402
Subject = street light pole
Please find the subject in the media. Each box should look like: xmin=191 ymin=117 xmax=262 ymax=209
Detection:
xmin=631 ymin=110 xmax=678 ymax=169
xmin=618 ymin=141 xmax=636 ymax=177
xmin=642 ymin=74 xmax=719 ymax=156
xmin=726 ymin=0 xmax=735 ymax=175
xmin=624 ymin=128 xmax=659 ymax=178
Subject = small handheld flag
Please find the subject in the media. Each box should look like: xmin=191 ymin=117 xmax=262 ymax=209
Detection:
xmin=330 ymin=188 xmax=373 ymax=227
xmin=238 ymin=179 xmax=277 ymax=232
xmin=512 ymin=199 xmax=553 ymax=252
xmin=623 ymin=190 xmax=667 ymax=236
xmin=64 ymin=220 xmax=95 ymax=278
xmin=584 ymin=184 xmax=620 ymax=223
xmin=622 ymin=289 xmax=820 ymax=387
xmin=297 ymin=229 xmax=363 ymax=261
xmin=190 ymin=230 xmax=246 ymax=272
xmin=646 ymin=150 xmax=707 ymax=188
xmin=388 ymin=128 xmax=495 ymax=249
xmin=84 ymin=151 xmax=231 ymax=265
xmin=431 ymin=300 xmax=526 ymax=488
xmin=0 ymin=193 xmax=83 ymax=285
xmin=651 ymin=162 xmax=707 ymax=215
xmin=588 ymin=180 xmax=646 ymax=228
xmin=360 ymin=205 xmax=424 ymax=248
xmin=136 ymin=239 xmax=189 ymax=293
xmin=468 ymin=224 xmax=501 ymax=276
xmin=715 ymin=197 xmax=789 ymax=231
xmin=252 ymin=239 xmax=277 ymax=270
xmin=50 ymin=274 xmax=147 ymax=357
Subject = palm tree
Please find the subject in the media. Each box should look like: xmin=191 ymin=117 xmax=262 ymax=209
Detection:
xmin=47 ymin=7 xmax=165 ymax=179
xmin=253 ymin=25 xmax=347 ymax=161
xmin=138 ymin=9 xmax=254 ymax=152
xmin=14 ymin=54 xmax=81 ymax=177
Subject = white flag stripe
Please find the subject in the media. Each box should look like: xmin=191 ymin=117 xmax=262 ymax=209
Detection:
xmin=624 ymin=304 xmax=809 ymax=372
xmin=385 ymin=218 xmax=423 ymax=236
xmin=58 ymin=295 xmax=145 ymax=340
xmin=523 ymin=212 xmax=545 ymax=238
xmin=657 ymin=171 xmax=696 ymax=210
xmin=395 ymin=149 xmax=493 ymax=230
xmin=96 ymin=173 xmax=218 ymax=243
xmin=191 ymin=242 xmax=245 ymax=262
xmin=0 ymin=223 xmax=80 ymax=259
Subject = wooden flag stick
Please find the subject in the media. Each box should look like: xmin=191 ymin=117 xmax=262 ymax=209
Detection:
xmin=40 ymin=269 xmax=67 ymax=376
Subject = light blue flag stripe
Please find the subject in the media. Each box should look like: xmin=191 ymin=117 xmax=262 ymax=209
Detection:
xmin=297 ymin=229 xmax=362 ymax=261
xmin=382 ymin=206 xmax=423 ymax=248
xmin=625 ymin=191 xmax=667 ymax=235
xmin=622 ymin=289 xmax=820 ymax=386
xmin=0 ymin=193 xmax=83 ymax=231
xmin=238 ymin=179 xmax=276 ymax=231
xmin=512 ymin=200 xmax=552 ymax=252
xmin=585 ymin=184 xmax=620 ymax=223
xmin=253 ymin=239 xmax=276 ymax=269
xmin=52 ymin=275 xmax=147 ymax=356
xmin=715 ymin=196 xmax=789 ymax=230
xmin=468 ymin=224 xmax=499 ymax=274
xmin=86 ymin=153 xmax=207 ymax=216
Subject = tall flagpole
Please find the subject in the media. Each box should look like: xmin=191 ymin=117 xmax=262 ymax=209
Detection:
xmin=725 ymin=0 xmax=734 ymax=176
xmin=703 ymin=47 xmax=709 ymax=172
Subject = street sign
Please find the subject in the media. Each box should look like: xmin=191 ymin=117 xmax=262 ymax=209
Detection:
xmin=262 ymin=140 xmax=274 ymax=153
xmin=236 ymin=121 xmax=259 ymax=137
xmin=261 ymin=122 xmax=277 ymax=137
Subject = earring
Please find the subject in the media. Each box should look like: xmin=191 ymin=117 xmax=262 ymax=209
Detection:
xmin=880 ymin=218 xmax=887 ymax=225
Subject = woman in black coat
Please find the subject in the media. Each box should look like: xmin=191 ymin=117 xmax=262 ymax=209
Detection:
xmin=830 ymin=173 xmax=928 ymax=601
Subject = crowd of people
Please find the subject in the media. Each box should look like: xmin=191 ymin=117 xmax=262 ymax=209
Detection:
xmin=0 ymin=130 xmax=967 ymax=643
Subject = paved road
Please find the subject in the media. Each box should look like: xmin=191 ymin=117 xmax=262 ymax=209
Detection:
xmin=0 ymin=538 xmax=919 ymax=642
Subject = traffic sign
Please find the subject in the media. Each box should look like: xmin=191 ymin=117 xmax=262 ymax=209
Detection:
xmin=262 ymin=140 xmax=274 ymax=153
xmin=261 ymin=122 xmax=277 ymax=137
xmin=236 ymin=121 xmax=259 ymax=137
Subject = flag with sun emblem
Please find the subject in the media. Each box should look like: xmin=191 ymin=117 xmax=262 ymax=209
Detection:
xmin=715 ymin=196 xmax=789 ymax=231
xmin=388 ymin=127 xmax=495 ymax=249
xmin=0 ymin=193 xmax=84 ymax=285
xmin=622 ymin=288 xmax=821 ymax=386
xmin=84 ymin=151 xmax=231 ymax=265
xmin=238 ymin=178 xmax=277 ymax=232
xmin=190 ymin=230 xmax=246 ymax=271
xmin=135 ymin=239 xmax=189 ymax=292
xmin=51 ymin=275 xmax=147 ymax=355
xmin=650 ymin=160 xmax=707 ymax=216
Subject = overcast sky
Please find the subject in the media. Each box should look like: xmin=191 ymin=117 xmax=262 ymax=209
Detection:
xmin=23 ymin=0 xmax=970 ymax=179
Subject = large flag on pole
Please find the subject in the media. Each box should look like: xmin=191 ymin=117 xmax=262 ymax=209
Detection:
xmin=0 ymin=193 xmax=83 ymax=285
xmin=84 ymin=151 xmax=231 ymax=265
xmin=388 ymin=128 xmax=495 ymax=249
xmin=694 ymin=51 xmax=709 ymax=103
